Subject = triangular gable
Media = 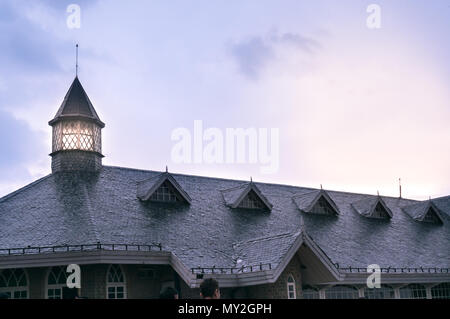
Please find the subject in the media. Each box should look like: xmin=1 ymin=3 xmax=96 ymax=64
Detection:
xmin=402 ymin=200 xmax=444 ymax=224
xmin=137 ymin=172 xmax=191 ymax=204
xmin=221 ymin=182 xmax=272 ymax=211
xmin=351 ymin=196 xmax=393 ymax=219
xmin=423 ymin=206 xmax=442 ymax=224
xmin=231 ymin=230 xmax=340 ymax=284
xmin=292 ymin=190 xmax=340 ymax=215
xmin=267 ymin=230 xmax=341 ymax=284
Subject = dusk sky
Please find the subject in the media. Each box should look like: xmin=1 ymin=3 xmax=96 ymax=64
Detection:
xmin=0 ymin=0 xmax=449 ymax=200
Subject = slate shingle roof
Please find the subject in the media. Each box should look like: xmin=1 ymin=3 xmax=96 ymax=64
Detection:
xmin=0 ymin=166 xmax=449 ymax=270
xmin=232 ymin=232 xmax=301 ymax=268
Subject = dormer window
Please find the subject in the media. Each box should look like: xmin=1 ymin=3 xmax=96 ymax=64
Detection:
xmin=351 ymin=196 xmax=392 ymax=220
xmin=311 ymin=196 xmax=336 ymax=215
xmin=221 ymin=182 xmax=272 ymax=211
xmin=149 ymin=180 xmax=183 ymax=203
xmin=423 ymin=206 xmax=441 ymax=224
xmin=402 ymin=200 xmax=444 ymax=225
xmin=293 ymin=189 xmax=339 ymax=216
xmin=238 ymin=189 xmax=266 ymax=209
xmin=137 ymin=171 xmax=191 ymax=204
xmin=372 ymin=202 xmax=390 ymax=219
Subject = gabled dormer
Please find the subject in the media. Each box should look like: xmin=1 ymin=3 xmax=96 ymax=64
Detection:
xmin=292 ymin=189 xmax=339 ymax=216
xmin=137 ymin=171 xmax=191 ymax=204
xmin=402 ymin=200 xmax=444 ymax=225
xmin=351 ymin=196 xmax=393 ymax=219
xmin=221 ymin=182 xmax=272 ymax=211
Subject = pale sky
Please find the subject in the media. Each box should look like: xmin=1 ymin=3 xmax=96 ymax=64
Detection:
xmin=0 ymin=0 xmax=449 ymax=200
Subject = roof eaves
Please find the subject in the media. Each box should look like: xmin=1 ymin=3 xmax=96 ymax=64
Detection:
xmin=0 ymin=174 xmax=53 ymax=204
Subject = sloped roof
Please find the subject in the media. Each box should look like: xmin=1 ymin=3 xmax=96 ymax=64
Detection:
xmin=292 ymin=189 xmax=340 ymax=214
xmin=48 ymin=77 xmax=105 ymax=127
xmin=232 ymin=232 xmax=301 ymax=268
xmin=402 ymin=200 xmax=444 ymax=223
xmin=351 ymin=196 xmax=393 ymax=218
xmin=0 ymin=166 xmax=449 ymax=270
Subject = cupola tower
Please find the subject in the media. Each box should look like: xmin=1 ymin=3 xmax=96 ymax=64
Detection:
xmin=48 ymin=76 xmax=105 ymax=172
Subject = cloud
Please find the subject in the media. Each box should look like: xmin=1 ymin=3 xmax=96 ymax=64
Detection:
xmin=229 ymin=31 xmax=321 ymax=79
xmin=0 ymin=110 xmax=46 ymax=180
xmin=230 ymin=37 xmax=273 ymax=79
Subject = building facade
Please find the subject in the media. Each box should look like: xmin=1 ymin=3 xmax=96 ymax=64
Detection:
xmin=0 ymin=77 xmax=449 ymax=299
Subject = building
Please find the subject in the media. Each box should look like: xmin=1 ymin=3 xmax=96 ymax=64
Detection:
xmin=0 ymin=76 xmax=449 ymax=299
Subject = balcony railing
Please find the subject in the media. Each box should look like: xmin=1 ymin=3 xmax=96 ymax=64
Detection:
xmin=191 ymin=263 xmax=272 ymax=275
xmin=338 ymin=266 xmax=450 ymax=274
xmin=0 ymin=242 xmax=162 ymax=256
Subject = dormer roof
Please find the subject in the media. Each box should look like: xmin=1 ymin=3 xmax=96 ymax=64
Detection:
xmin=292 ymin=189 xmax=340 ymax=215
xmin=221 ymin=182 xmax=273 ymax=210
xmin=351 ymin=195 xmax=393 ymax=219
xmin=402 ymin=200 xmax=444 ymax=224
xmin=137 ymin=171 xmax=191 ymax=204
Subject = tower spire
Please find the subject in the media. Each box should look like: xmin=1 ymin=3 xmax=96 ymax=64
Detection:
xmin=76 ymin=44 xmax=79 ymax=77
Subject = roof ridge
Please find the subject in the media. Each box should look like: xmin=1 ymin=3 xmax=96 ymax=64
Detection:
xmin=103 ymin=166 xmax=422 ymax=201
xmin=0 ymin=174 xmax=52 ymax=204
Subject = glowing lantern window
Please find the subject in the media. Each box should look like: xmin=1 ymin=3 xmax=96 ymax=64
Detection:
xmin=52 ymin=120 xmax=101 ymax=153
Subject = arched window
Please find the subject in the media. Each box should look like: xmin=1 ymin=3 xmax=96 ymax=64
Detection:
xmin=364 ymin=285 xmax=395 ymax=299
xmin=302 ymin=286 xmax=320 ymax=299
xmin=287 ymin=275 xmax=296 ymax=299
xmin=0 ymin=268 xmax=28 ymax=299
xmin=46 ymin=266 xmax=68 ymax=299
xmin=325 ymin=285 xmax=359 ymax=299
xmin=399 ymin=284 xmax=427 ymax=299
xmin=106 ymin=265 xmax=126 ymax=299
xmin=431 ymin=283 xmax=450 ymax=299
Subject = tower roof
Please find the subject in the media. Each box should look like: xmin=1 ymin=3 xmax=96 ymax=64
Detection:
xmin=49 ymin=77 xmax=105 ymax=127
